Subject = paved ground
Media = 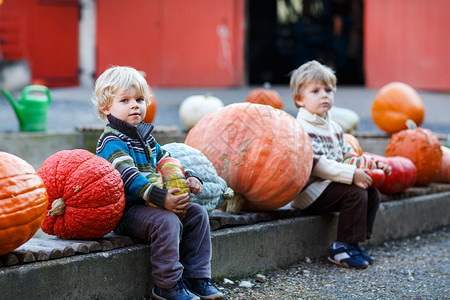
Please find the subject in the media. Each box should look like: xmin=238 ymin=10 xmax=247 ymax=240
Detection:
xmin=1 ymin=85 xmax=449 ymax=136
xmin=220 ymin=226 xmax=450 ymax=299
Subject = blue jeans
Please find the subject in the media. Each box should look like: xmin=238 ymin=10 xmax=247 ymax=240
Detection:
xmin=114 ymin=203 xmax=211 ymax=289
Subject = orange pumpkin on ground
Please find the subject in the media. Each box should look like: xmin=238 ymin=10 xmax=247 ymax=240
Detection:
xmin=185 ymin=103 xmax=312 ymax=212
xmin=344 ymin=133 xmax=363 ymax=156
xmin=0 ymin=152 xmax=48 ymax=256
xmin=245 ymin=88 xmax=283 ymax=109
xmin=385 ymin=122 xmax=442 ymax=186
xmin=142 ymin=86 xmax=157 ymax=123
xmin=371 ymin=82 xmax=424 ymax=134
xmin=435 ymin=146 xmax=450 ymax=183
xmin=37 ymin=149 xmax=126 ymax=240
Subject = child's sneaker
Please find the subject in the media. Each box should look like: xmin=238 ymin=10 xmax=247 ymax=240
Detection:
xmin=185 ymin=278 xmax=225 ymax=300
xmin=353 ymin=243 xmax=374 ymax=264
xmin=152 ymin=279 xmax=200 ymax=300
xmin=328 ymin=243 xmax=369 ymax=269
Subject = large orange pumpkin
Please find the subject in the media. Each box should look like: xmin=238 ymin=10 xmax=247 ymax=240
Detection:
xmin=371 ymin=82 xmax=425 ymax=134
xmin=37 ymin=149 xmax=126 ymax=240
xmin=0 ymin=152 xmax=48 ymax=256
xmin=185 ymin=103 xmax=312 ymax=211
xmin=142 ymin=86 xmax=157 ymax=123
xmin=245 ymin=88 xmax=283 ymax=109
xmin=435 ymin=146 xmax=450 ymax=183
xmin=385 ymin=123 xmax=442 ymax=186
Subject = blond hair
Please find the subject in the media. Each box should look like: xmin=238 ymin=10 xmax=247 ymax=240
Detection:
xmin=92 ymin=66 xmax=151 ymax=121
xmin=290 ymin=60 xmax=337 ymax=108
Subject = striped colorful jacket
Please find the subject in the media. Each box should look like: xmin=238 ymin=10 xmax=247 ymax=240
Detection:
xmin=96 ymin=115 xmax=198 ymax=210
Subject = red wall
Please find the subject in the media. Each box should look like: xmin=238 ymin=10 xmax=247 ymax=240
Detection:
xmin=0 ymin=0 xmax=79 ymax=86
xmin=364 ymin=0 xmax=450 ymax=91
xmin=96 ymin=0 xmax=245 ymax=87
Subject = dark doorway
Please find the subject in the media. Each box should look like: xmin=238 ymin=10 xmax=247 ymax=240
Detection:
xmin=247 ymin=0 xmax=364 ymax=85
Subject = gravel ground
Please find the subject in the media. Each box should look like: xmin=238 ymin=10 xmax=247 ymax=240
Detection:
xmin=218 ymin=226 xmax=449 ymax=300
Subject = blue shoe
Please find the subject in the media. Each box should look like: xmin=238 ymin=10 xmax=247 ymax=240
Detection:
xmin=328 ymin=243 xmax=369 ymax=269
xmin=152 ymin=279 xmax=200 ymax=300
xmin=353 ymin=244 xmax=374 ymax=264
xmin=185 ymin=278 xmax=225 ymax=300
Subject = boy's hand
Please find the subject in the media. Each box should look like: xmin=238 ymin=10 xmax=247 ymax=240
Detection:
xmin=377 ymin=161 xmax=392 ymax=176
xmin=163 ymin=188 xmax=190 ymax=214
xmin=186 ymin=177 xmax=202 ymax=195
xmin=353 ymin=168 xmax=373 ymax=189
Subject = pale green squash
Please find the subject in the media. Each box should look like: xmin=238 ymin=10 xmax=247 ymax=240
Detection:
xmin=161 ymin=142 xmax=233 ymax=216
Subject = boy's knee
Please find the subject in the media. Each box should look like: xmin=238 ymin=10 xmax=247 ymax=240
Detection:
xmin=187 ymin=203 xmax=209 ymax=219
xmin=153 ymin=210 xmax=182 ymax=231
xmin=345 ymin=186 xmax=369 ymax=207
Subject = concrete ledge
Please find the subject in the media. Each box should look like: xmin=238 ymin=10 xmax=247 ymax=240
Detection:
xmin=1 ymin=192 xmax=449 ymax=300
xmin=0 ymin=245 xmax=153 ymax=300
xmin=211 ymin=192 xmax=450 ymax=278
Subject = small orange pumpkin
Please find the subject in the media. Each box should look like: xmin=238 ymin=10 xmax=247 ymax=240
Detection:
xmin=245 ymin=88 xmax=283 ymax=109
xmin=344 ymin=133 xmax=363 ymax=156
xmin=385 ymin=121 xmax=442 ymax=186
xmin=142 ymin=86 xmax=157 ymax=123
xmin=0 ymin=152 xmax=48 ymax=256
xmin=185 ymin=103 xmax=312 ymax=211
xmin=371 ymin=82 xmax=424 ymax=134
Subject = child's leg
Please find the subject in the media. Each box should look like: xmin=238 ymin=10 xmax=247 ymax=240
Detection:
xmin=114 ymin=205 xmax=183 ymax=289
xmin=302 ymin=182 xmax=378 ymax=243
xmin=365 ymin=187 xmax=381 ymax=240
xmin=180 ymin=203 xmax=212 ymax=280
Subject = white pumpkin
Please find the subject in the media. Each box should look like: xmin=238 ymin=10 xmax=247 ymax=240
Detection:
xmin=161 ymin=142 xmax=233 ymax=216
xmin=178 ymin=94 xmax=224 ymax=129
xmin=329 ymin=106 xmax=360 ymax=133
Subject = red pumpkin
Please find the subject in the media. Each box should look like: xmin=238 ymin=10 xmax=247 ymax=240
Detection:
xmin=435 ymin=146 xmax=450 ymax=183
xmin=185 ymin=103 xmax=312 ymax=211
xmin=0 ymin=152 xmax=48 ymax=256
xmin=371 ymin=82 xmax=425 ymax=134
xmin=37 ymin=149 xmax=126 ymax=240
xmin=368 ymin=153 xmax=417 ymax=194
xmin=245 ymin=88 xmax=283 ymax=109
xmin=385 ymin=124 xmax=442 ymax=186
xmin=142 ymin=86 xmax=157 ymax=123
xmin=367 ymin=169 xmax=386 ymax=188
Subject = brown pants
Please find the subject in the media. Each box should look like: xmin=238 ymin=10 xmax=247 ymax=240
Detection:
xmin=302 ymin=182 xmax=381 ymax=244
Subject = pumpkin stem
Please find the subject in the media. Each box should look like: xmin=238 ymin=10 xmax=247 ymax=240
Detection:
xmin=204 ymin=92 xmax=213 ymax=98
xmin=223 ymin=187 xmax=234 ymax=200
xmin=48 ymin=198 xmax=66 ymax=217
xmin=226 ymin=193 xmax=245 ymax=214
xmin=406 ymin=119 xmax=417 ymax=129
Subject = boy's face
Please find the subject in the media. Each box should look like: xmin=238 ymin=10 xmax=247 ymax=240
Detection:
xmin=294 ymin=80 xmax=334 ymax=117
xmin=102 ymin=87 xmax=147 ymax=126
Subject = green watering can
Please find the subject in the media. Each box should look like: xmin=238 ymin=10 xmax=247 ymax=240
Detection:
xmin=2 ymin=85 xmax=51 ymax=132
